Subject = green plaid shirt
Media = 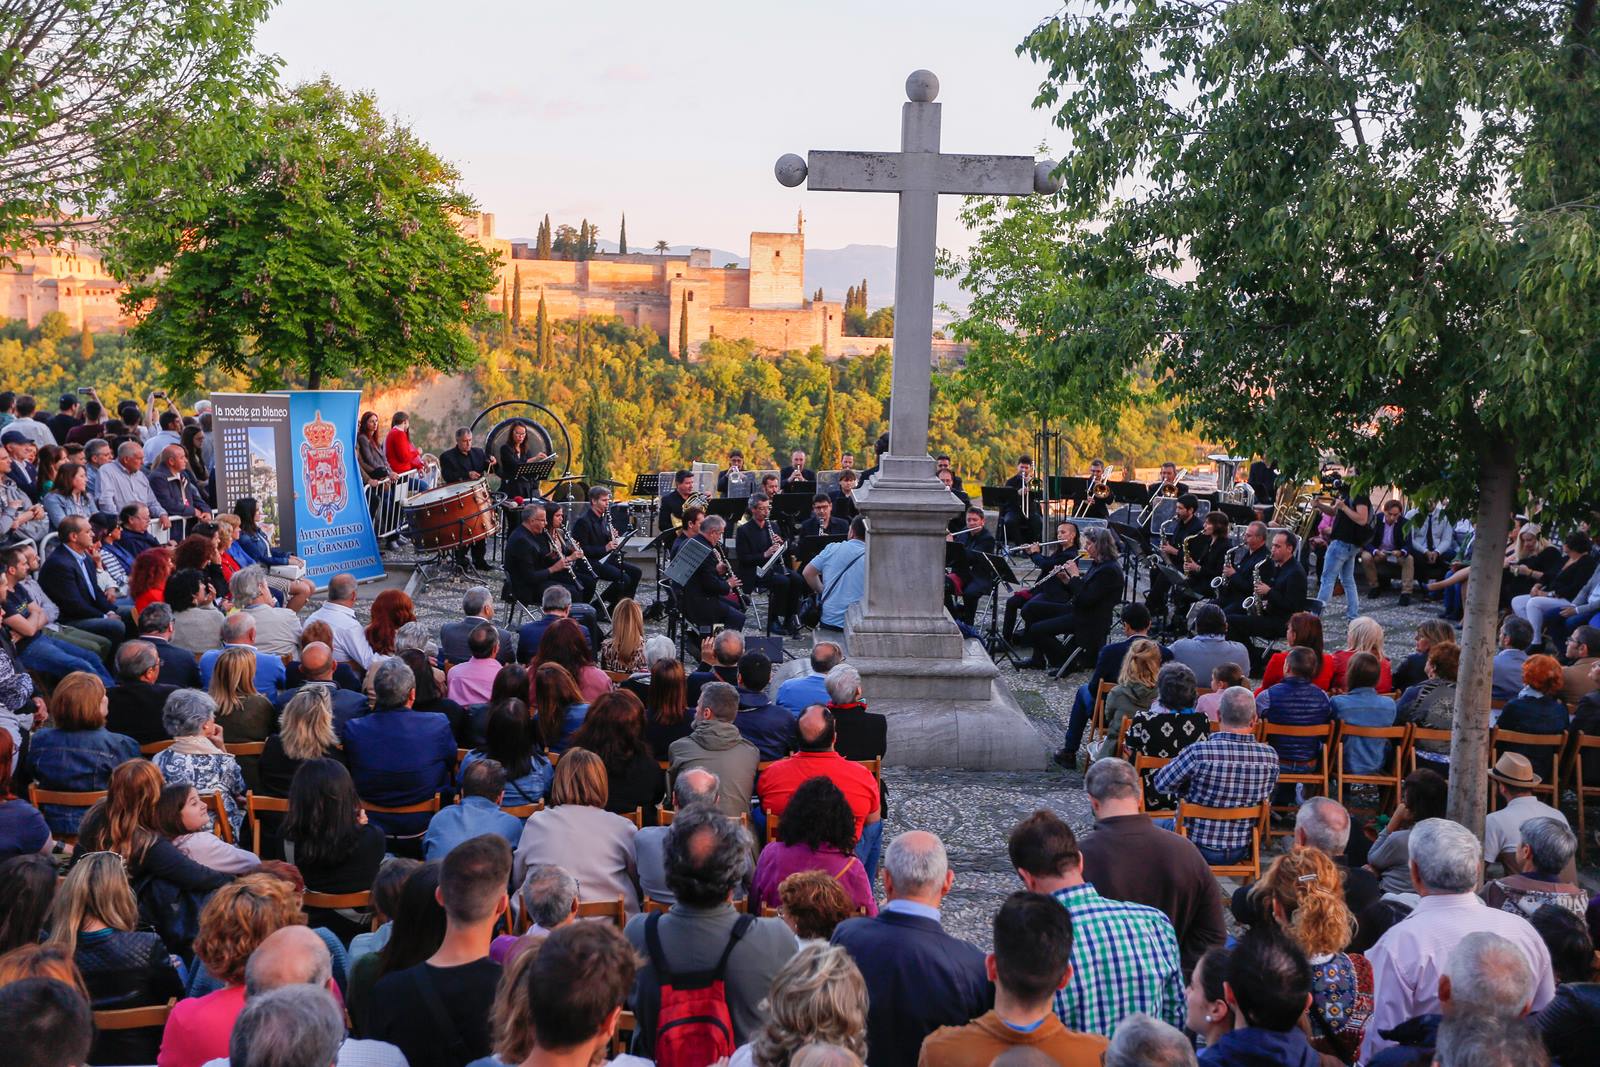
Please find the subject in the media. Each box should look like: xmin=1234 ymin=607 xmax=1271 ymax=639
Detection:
xmin=1051 ymin=882 xmax=1185 ymax=1036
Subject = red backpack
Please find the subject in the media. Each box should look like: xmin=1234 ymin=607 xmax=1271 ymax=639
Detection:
xmin=644 ymin=911 xmax=755 ymax=1067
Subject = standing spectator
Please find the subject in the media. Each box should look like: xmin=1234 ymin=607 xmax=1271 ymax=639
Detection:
xmin=26 ymin=671 xmax=139 ymax=836
xmin=154 ymin=783 xmax=259 ymax=875
xmin=726 ymin=944 xmax=870 ymax=1067
xmin=424 ymin=758 xmax=523 ymax=862
xmin=46 ymin=394 xmax=81 ymax=446
xmin=8 ymin=395 xmax=60 ymax=449
xmin=1151 ymin=687 xmax=1281 ymax=865
xmin=383 ymin=411 xmax=427 ymax=481
xmin=752 ymin=776 xmax=877 ymax=917
xmin=1481 ymin=817 xmax=1587 ymax=917
xmin=47 ymin=850 xmax=184 ymax=1065
xmin=919 ymin=891 xmax=1109 ymax=1066
xmin=1368 ymin=768 xmax=1450 ymax=895
xmin=623 ymin=806 xmax=799 ymax=1056
xmin=1331 ymin=651 xmax=1398 ymax=776
xmin=343 ymin=658 xmax=456 ymax=850
xmin=512 ymin=748 xmax=639 ymax=913
xmin=367 ymin=835 xmax=510 ymax=1067
xmin=230 ymin=566 xmax=301 ymax=657
xmin=304 ymin=574 xmax=374 ymax=671
xmin=156 ymin=874 xmax=307 ymax=1067
xmin=830 ymin=831 xmax=990 ymax=1067
xmin=1008 ymin=809 xmax=1183 ymax=1035
xmin=1483 ymin=752 xmax=1569 ymax=872
xmin=1200 ymin=926 xmax=1323 ymax=1067
xmin=258 ymin=684 xmax=346 ymax=799
xmin=668 ymin=681 xmax=761 ymax=819
xmin=445 ymin=622 xmax=502 ymax=706
xmin=1077 ymin=758 xmax=1224 ymax=974
xmin=1360 ymin=818 xmax=1556 ymax=1062
xmin=1365 ymin=931 xmax=1539 ymax=1067
xmin=570 ymin=690 xmax=665 ymax=822
xmin=1492 ymin=616 xmax=1535 ymax=702
xmin=150 ymin=689 xmax=246 ymax=835
xmin=1241 ymin=847 xmax=1373 ymax=1059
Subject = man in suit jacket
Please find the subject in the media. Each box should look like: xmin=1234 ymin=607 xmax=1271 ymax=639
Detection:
xmin=797 ymin=494 xmax=850 ymax=540
xmin=38 ymin=516 xmax=124 ymax=646
xmin=1227 ymin=529 xmax=1309 ymax=673
xmin=136 ymin=604 xmax=201 ymax=688
xmin=945 ymin=507 xmax=998 ymax=624
xmin=105 ymin=640 xmax=177 ymax=746
xmin=437 ymin=586 xmax=516 ymax=667
xmin=831 ymin=831 xmax=993 ymax=1067
xmin=676 ymin=515 xmax=745 ymax=632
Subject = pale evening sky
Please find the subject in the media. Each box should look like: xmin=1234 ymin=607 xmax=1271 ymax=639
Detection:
xmin=256 ymin=0 xmax=1065 ymax=255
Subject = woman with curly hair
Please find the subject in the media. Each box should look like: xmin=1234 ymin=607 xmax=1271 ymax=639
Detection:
xmin=536 ymin=617 xmax=612 ymax=704
xmin=752 ymin=776 xmax=876 ymax=916
xmin=570 ymin=690 xmax=664 ymax=822
xmin=729 ymin=943 xmax=869 ymax=1067
xmin=48 ymin=850 xmax=185 ymax=1064
xmin=775 ymin=870 xmax=858 ymax=941
xmin=1256 ymin=611 xmax=1335 ymax=692
xmin=1245 ymin=846 xmax=1371 ymax=1061
xmin=531 ymin=661 xmax=589 ymax=753
xmin=129 ymin=545 xmax=174 ymax=614
xmin=364 ymin=589 xmax=417 ymax=661
xmin=171 ymin=534 xmax=229 ymax=607
xmin=156 ymin=874 xmax=306 ymax=1067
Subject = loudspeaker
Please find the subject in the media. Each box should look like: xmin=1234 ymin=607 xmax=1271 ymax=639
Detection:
xmin=743 ymin=635 xmax=786 ymax=664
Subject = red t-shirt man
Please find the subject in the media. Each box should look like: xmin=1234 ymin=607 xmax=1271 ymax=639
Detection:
xmin=758 ymin=748 xmax=880 ymax=837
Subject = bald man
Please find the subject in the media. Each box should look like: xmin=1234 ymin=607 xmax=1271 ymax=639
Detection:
xmin=277 ymin=640 xmax=371 ymax=738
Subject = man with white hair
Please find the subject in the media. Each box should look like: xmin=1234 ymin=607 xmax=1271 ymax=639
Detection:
xmin=198 ymin=610 xmax=286 ymax=700
xmin=305 ymin=574 xmax=373 ymax=670
xmin=1101 ymin=1013 xmax=1197 ymax=1067
xmin=95 ymin=439 xmax=170 ymax=527
xmin=1361 ymin=820 xmax=1555 ymax=1062
xmin=489 ymin=864 xmax=582 ymax=964
xmin=688 ymin=627 xmax=744 ymax=704
xmin=831 ymin=831 xmax=991 ymax=1067
xmin=677 ymin=512 xmax=745 ymax=631
xmin=437 ymin=586 xmax=515 ymax=667
xmin=231 ymin=565 xmax=301 ymax=657
xmin=199 ymin=926 xmax=406 ymax=1067
xmin=1150 ymin=686 xmax=1280 ymax=864
xmin=1366 ymin=930 xmax=1541 ymax=1067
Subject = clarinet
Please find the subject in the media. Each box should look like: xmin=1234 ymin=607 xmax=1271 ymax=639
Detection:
xmin=715 ymin=540 xmax=750 ymax=608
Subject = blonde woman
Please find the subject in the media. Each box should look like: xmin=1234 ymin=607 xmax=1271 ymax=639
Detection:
xmin=598 ymin=597 xmax=647 ymax=673
xmin=729 ymin=943 xmax=869 ymax=1067
xmin=1093 ymin=638 xmax=1162 ymax=761
xmin=208 ymin=645 xmax=274 ymax=755
xmin=1328 ymin=616 xmax=1392 ymax=693
xmin=259 ymin=685 xmax=344 ymax=797
xmin=1245 ymin=845 xmax=1371 ymax=1060
xmin=47 ymin=851 xmax=183 ymax=1064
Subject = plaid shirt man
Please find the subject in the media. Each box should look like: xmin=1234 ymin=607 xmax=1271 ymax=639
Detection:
xmin=1151 ymin=731 xmax=1279 ymax=853
xmin=1050 ymin=883 xmax=1184 ymax=1035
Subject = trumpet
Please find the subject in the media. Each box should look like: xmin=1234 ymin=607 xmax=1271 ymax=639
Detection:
xmin=1241 ymin=559 xmax=1268 ymax=615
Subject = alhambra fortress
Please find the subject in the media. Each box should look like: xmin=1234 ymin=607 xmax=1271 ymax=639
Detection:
xmin=1 ymin=212 xmax=958 ymax=363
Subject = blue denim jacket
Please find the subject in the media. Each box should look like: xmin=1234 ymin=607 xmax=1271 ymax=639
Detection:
xmin=26 ymin=726 xmax=141 ymax=833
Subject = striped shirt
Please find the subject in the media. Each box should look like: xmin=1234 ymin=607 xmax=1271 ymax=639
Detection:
xmin=1151 ymin=731 xmax=1280 ymax=852
xmin=1050 ymin=883 xmax=1185 ymax=1036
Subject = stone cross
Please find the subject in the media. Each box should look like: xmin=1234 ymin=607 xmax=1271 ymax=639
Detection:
xmin=776 ymin=69 xmax=1057 ymax=477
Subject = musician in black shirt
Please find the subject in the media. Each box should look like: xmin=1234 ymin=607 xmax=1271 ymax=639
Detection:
xmin=438 ymin=427 xmax=491 ymax=570
xmin=799 ymin=494 xmax=849 ymax=539
xmin=1314 ymin=478 xmax=1371 ymax=620
xmin=945 ymin=506 xmax=997 ymax=624
xmin=1216 ymin=521 xmax=1270 ymax=614
xmin=829 ymin=470 xmax=859 ymax=522
xmin=1001 ymin=455 xmax=1043 ymax=546
xmin=1021 ymin=526 xmax=1125 ymax=669
xmin=1180 ymin=511 xmax=1232 ymax=611
xmin=496 ymin=422 xmax=545 ymax=500
xmin=935 ymin=454 xmax=965 ymax=494
xmin=668 ymin=505 xmax=705 ymax=560
xmin=572 ymin=486 xmax=641 ymax=607
xmin=938 ymin=468 xmax=970 ymax=533
xmin=717 ymin=449 xmax=752 ymax=497
xmin=1150 ymin=461 xmax=1190 ymax=498
xmin=783 ymin=449 xmax=816 ymax=487
xmin=1146 ymin=493 xmax=1204 ymax=620
xmin=676 ymin=514 xmax=745 ymax=632
xmin=1227 ymin=530 xmax=1308 ymax=672
xmin=1078 ymin=458 xmax=1112 ymax=519
xmin=503 ymin=503 xmax=601 ymax=637
xmin=733 ymin=497 xmax=800 ymax=636
xmin=658 ymin=469 xmax=696 ymax=534
xmin=1003 ymin=520 xmax=1081 ymax=643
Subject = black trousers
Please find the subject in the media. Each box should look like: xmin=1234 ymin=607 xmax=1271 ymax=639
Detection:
xmin=688 ymin=596 xmax=746 ymax=633
xmin=1226 ymin=611 xmax=1289 ymax=672
xmin=946 ymin=574 xmax=993 ymax=622
xmin=1006 ymin=588 xmax=1070 ymax=640
xmin=593 ymin=558 xmax=642 ymax=603
xmin=754 ymin=570 xmax=802 ymax=625
xmin=1001 ymin=508 xmax=1043 ymax=548
xmin=453 ymin=538 xmax=488 ymax=569
xmin=1146 ymin=565 xmax=1177 ymax=616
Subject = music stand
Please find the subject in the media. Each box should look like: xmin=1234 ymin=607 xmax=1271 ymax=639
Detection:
xmin=663 ymin=537 xmax=712 ymax=587
xmin=631 ymin=472 xmax=663 ymax=499
xmin=771 ymin=492 xmax=813 ymax=529
xmin=816 ymin=469 xmax=843 ymax=494
xmin=973 ymin=551 xmax=1023 ymax=663
xmin=515 ymin=456 xmax=557 ymax=487
xmin=780 ymin=480 xmax=818 ymax=497
xmin=642 ymin=527 xmax=679 ymax=620
xmin=1110 ymin=480 xmax=1149 ymax=504
xmin=1049 ymin=475 xmax=1087 ymax=501
xmin=1218 ymin=502 xmax=1258 ymax=525
xmin=980 ymin=485 xmax=1018 ymax=511
xmin=707 ymin=498 xmax=746 ymax=525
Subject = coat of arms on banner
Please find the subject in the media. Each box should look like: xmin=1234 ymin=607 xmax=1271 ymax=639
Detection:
xmin=299 ymin=412 xmax=348 ymax=523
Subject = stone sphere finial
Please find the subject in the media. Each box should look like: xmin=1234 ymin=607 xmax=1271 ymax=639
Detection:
xmin=775 ymin=153 xmax=808 ymax=188
xmin=1034 ymin=160 xmax=1063 ymax=194
xmin=906 ymin=70 xmax=940 ymax=103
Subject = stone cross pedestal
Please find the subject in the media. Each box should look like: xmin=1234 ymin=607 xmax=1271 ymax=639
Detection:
xmin=776 ymin=71 xmax=1059 ymax=769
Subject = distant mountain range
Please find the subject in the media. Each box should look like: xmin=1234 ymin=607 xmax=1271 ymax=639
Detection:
xmin=515 ymin=238 xmax=969 ymax=319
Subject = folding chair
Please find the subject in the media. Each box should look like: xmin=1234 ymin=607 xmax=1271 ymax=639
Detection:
xmin=223 ymin=741 xmax=266 ymax=758
xmin=139 ymin=739 xmax=174 ymax=756
xmin=1087 ymin=680 xmax=1117 ymax=748
xmin=1489 ymin=728 xmax=1567 ymax=809
xmin=1405 ymin=727 xmax=1454 ymax=774
xmin=1335 ymin=723 xmax=1412 ymax=813
xmin=27 ymin=786 xmax=105 ymax=845
xmin=611 ymin=1010 xmax=638 ymax=1057
xmin=1261 ymin=721 xmax=1335 ymax=839
xmin=361 ymin=794 xmax=443 ymax=856
xmin=1133 ymin=754 xmax=1175 ymax=820
xmin=203 ymin=791 xmax=235 ymax=843
xmin=575 ymin=896 xmax=626 ymax=928
xmin=302 ymin=889 xmax=379 ymax=932
xmin=1175 ymin=799 xmax=1269 ymax=881
xmin=246 ymin=792 xmax=290 ymax=856
xmin=94 ymin=1000 xmax=175 ymax=1032
xmin=1567 ymin=733 xmax=1600 ymax=862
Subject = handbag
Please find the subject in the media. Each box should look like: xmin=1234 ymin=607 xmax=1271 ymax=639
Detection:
xmin=799 ymin=551 xmax=863 ymax=629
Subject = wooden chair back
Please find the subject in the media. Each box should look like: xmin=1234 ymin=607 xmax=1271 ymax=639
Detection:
xmin=1569 ymin=733 xmax=1600 ymax=863
xmin=203 ymin=791 xmax=234 ymax=843
xmin=1088 ymin=679 xmax=1117 ymax=747
xmin=139 ymin=739 xmax=174 ymax=755
xmin=1335 ymin=723 xmax=1412 ymax=811
xmin=1132 ymin=754 xmax=1175 ymax=819
xmin=1174 ymin=800 xmax=1268 ymax=881
xmin=245 ymin=792 xmax=290 ymax=856
xmin=93 ymin=1000 xmax=174 ymax=1030
xmin=361 ymin=794 xmax=443 ymax=816
xmin=575 ymin=896 xmax=626 ymax=928
xmin=26 ymin=786 xmax=105 ymax=845
xmin=223 ymin=741 xmax=265 ymax=757
xmin=1489 ymin=727 xmax=1567 ymax=808
xmin=1405 ymin=727 xmax=1453 ymax=773
xmin=1261 ymin=721 xmax=1334 ymax=838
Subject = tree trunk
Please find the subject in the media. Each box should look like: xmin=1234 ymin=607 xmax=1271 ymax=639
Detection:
xmin=307 ymin=367 xmax=321 ymax=390
xmin=1445 ymin=442 xmax=1517 ymax=837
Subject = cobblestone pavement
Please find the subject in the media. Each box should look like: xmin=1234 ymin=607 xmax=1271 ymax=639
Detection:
xmin=373 ymin=543 xmax=1591 ymax=947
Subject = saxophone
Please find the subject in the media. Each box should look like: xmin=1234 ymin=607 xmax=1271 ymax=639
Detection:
xmin=1242 ymin=559 xmax=1269 ymax=615
xmin=1183 ymin=532 xmax=1206 ymax=572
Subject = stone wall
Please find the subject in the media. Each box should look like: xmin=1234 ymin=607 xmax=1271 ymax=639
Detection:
xmin=747 ymin=231 xmax=805 ymax=308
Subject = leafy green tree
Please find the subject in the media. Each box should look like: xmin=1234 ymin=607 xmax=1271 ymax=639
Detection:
xmin=864 ymin=306 xmax=894 ymax=338
xmin=843 ymin=307 xmax=869 ymax=336
xmin=511 ymin=266 xmax=522 ymax=326
xmin=846 ymin=285 xmax=856 ymax=311
xmin=618 ymin=213 xmax=628 ymax=254
xmin=0 ymin=0 xmax=279 ymax=255
xmin=116 ymin=78 xmax=500 ymax=391
xmin=1004 ymin=0 xmax=1600 ymax=833
xmin=553 ymin=224 xmax=579 ymax=259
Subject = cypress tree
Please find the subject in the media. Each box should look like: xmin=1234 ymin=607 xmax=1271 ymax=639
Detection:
xmin=536 ymin=214 xmax=552 ymax=259
xmin=859 ymin=278 xmax=868 ymax=309
xmin=815 ymin=382 xmax=842 ymax=469
xmin=78 ymin=325 xmax=94 ymax=361
xmin=578 ymin=218 xmax=591 ymax=260
xmin=579 ymin=398 xmax=610 ymax=484
xmin=511 ymin=266 xmax=522 ymax=326
xmin=846 ymin=285 xmax=856 ymax=310
xmin=535 ymin=291 xmax=550 ymax=363
xmin=499 ymin=282 xmax=510 ymax=347
xmin=618 ymin=213 xmax=628 ymax=255
xmin=678 ymin=290 xmax=690 ymax=361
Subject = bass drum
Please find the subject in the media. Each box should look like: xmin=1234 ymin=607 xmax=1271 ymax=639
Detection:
xmin=402 ymin=480 xmax=498 ymax=552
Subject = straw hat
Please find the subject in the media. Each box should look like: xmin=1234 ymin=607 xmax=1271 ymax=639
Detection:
xmin=1487 ymin=751 xmax=1541 ymax=788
